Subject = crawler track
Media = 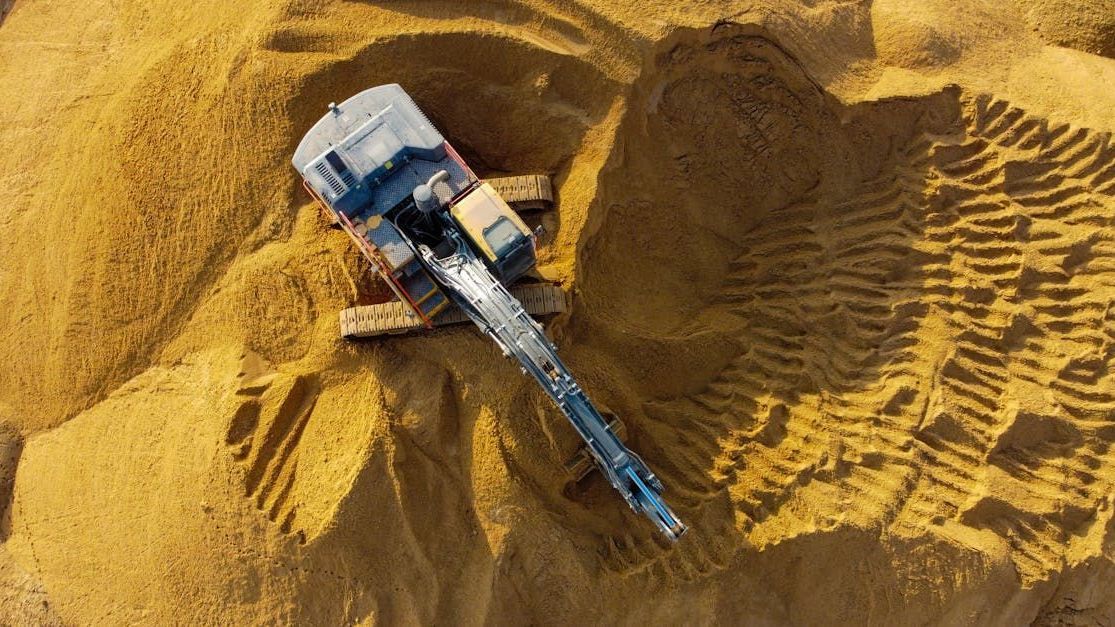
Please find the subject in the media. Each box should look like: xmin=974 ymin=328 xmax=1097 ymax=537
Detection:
xmin=340 ymin=282 xmax=565 ymax=338
xmin=485 ymin=175 xmax=554 ymax=211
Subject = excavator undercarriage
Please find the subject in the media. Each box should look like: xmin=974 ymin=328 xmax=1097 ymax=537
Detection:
xmin=340 ymin=281 xmax=565 ymax=338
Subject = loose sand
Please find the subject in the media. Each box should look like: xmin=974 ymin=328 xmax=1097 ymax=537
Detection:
xmin=1 ymin=0 xmax=1114 ymax=624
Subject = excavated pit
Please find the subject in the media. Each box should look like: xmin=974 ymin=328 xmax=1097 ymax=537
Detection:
xmin=569 ymin=24 xmax=1115 ymax=595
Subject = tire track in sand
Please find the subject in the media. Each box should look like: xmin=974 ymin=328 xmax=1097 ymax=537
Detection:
xmin=605 ymin=95 xmax=1115 ymax=585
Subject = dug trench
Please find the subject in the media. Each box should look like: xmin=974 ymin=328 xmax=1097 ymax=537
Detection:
xmin=564 ymin=22 xmax=969 ymax=573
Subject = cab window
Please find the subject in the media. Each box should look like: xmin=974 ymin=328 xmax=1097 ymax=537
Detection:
xmin=483 ymin=217 xmax=522 ymax=258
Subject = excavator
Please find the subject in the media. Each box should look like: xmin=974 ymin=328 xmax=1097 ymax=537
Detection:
xmin=292 ymin=84 xmax=686 ymax=540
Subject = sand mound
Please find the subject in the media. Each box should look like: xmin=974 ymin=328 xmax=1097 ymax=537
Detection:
xmin=1019 ymin=0 xmax=1115 ymax=59
xmin=2 ymin=1 xmax=1115 ymax=623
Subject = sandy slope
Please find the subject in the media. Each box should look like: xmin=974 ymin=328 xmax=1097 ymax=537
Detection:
xmin=1 ymin=0 xmax=1114 ymax=623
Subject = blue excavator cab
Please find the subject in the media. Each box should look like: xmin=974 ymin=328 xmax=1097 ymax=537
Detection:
xmin=293 ymin=84 xmax=450 ymax=216
xmin=293 ymin=84 xmax=537 ymax=322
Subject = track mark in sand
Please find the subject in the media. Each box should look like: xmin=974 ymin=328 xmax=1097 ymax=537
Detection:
xmin=263 ymin=1 xmax=631 ymax=76
xmin=227 ymin=368 xmax=321 ymax=543
xmin=927 ymin=96 xmax=1115 ymax=579
xmin=591 ymin=26 xmax=854 ymax=579
xmin=354 ymin=0 xmax=635 ymax=70
xmin=604 ymin=89 xmax=1115 ymax=583
xmin=370 ymin=0 xmax=592 ymax=56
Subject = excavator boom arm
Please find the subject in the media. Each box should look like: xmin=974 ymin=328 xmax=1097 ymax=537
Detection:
xmin=419 ymin=234 xmax=686 ymax=540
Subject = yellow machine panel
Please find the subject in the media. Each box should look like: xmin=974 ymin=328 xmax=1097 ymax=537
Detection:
xmin=450 ymin=183 xmax=533 ymax=263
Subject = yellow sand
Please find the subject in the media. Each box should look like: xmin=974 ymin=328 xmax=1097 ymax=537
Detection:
xmin=1 ymin=0 xmax=1114 ymax=623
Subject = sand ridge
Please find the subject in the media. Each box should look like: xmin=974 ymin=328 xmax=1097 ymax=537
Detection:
xmin=1 ymin=0 xmax=1114 ymax=624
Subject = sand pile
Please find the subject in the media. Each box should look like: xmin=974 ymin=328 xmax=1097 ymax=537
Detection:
xmin=1 ymin=0 xmax=1114 ymax=623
